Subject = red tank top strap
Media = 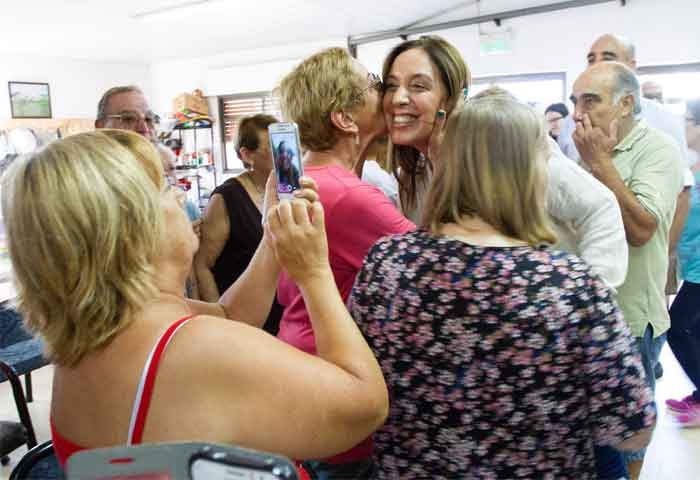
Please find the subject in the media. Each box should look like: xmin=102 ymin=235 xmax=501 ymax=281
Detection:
xmin=127 ymin=315 xmax=195 ymax=445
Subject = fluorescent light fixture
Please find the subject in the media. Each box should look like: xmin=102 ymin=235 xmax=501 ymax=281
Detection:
xmin=131 ymin=0 xmax=224 ymax=21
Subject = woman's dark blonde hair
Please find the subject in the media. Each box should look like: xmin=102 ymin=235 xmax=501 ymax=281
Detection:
xmin=99 ymin=129 xmax=165 ymax=189
xmin=279 ymin=47 xmax=366 ymax=151
xmin=382 ymin=35 xmax=471 ymax=211
xmin=423 ymin=93 xmax=556 ymax=247
xmin=1 ymin=132 xmax=164 ymax=366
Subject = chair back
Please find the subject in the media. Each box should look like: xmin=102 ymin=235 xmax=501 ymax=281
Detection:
xmin=67 ymin=442 xmax=300 ymax=479
xmin=9 ymin=440 xmax=65 ymax=480
xmin=0 ymin=306 xmax=31 ymax=348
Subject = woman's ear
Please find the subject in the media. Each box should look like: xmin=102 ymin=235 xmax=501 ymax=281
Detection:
xmin=329 ymin=111 xmax=359 ymax=134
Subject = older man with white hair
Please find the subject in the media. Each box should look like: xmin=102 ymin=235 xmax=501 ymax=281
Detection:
xmin=572 ymin=61 xmax=683 ymax=480
xmin=560 ymin=34 xmax=688 ymax=163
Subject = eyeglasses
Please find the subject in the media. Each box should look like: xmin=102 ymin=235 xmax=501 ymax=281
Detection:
xmin=105 ymin=110 xmax=160 ymax=129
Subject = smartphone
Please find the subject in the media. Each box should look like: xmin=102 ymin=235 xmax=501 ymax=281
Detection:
xmin=268 ymin=122 xmax=304 ymax=200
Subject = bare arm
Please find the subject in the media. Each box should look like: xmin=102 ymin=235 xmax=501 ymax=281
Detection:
xmin=182 ymin=311 xmax=387 ymax=459
xmin=669 ymin=188 xmax=691 ymax=253
xmin=574 ymin=117 xmax=658 ymax=247
xmin=590 ymin=162 xmax=658 ymax=247
xmin=217 ymin=176 xmax=320 ymax=327
xmin=217 ymin=237 xmax=281 ymax=327
xmin=193 ymin=193 xmax=229 ymax=302
xmin=189 ymin=189 xmax=279 ymax=326
xmin=178 ymin=199 xmax=387 ymax=459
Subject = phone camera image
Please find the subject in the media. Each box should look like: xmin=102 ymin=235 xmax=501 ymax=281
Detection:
xmin=268 ymin=123 xmax=303 ymax=198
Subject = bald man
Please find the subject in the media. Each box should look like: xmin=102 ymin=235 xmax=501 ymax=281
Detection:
xmin=642 ymin=81 xmax=664 ymax=103
xmin=572 ymin=61 xmax=684 ymax=480
xmin=585 ymin=33 xmax=694 ymax=364
xmin=559 ymin=35 xmax=687 ymax=161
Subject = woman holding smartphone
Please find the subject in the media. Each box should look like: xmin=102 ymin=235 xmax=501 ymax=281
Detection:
xmin=277 ymin=47 xmax=414 ymax=479
xmin=4 ymin=131 xmax=388 ymax=475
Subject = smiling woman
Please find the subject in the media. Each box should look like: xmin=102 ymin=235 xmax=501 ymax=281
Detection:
xmin=381 ymin=35 xmax=470 ymax=222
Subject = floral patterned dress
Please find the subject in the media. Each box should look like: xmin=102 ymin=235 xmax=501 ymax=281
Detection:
xmin=349 ymin=230 xmax=656 ymax=480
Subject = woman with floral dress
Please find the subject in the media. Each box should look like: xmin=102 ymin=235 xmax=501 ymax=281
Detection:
xmin=349 ymin=94 xmax=656 ymax=479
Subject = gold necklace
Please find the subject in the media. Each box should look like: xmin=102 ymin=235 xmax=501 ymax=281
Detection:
xmin=246 ymin=173 xmax=265 ymax=200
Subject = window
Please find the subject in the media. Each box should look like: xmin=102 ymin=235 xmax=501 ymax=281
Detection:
xmin=470 ymin=72 xmax=566 ymax=112
xmin=220 ymin=92 xmax=281 ymax=172
xmin=638 ymin=63 xmax=700 ymax=117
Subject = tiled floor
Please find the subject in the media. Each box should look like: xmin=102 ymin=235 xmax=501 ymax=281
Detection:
xmin=1 ymin=345 xmax=699 ymax=479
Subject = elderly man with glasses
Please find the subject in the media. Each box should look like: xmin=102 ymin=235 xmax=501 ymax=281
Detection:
xmin=572 ymin=61 xmax=684 ymax=480
xmin=95 ymin=85 xmax=159 ymax=142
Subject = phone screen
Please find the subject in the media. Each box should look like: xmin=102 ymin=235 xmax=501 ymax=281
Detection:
xmin=269 ymin=126 xmax=303 ymax=197
xmin=190 ymin=458 xmax=282 ymax=480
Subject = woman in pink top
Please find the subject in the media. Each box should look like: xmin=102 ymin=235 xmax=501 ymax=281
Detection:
xmin=277 ymin=48 xmax=415 ymax=478
xmin=2 ymin=130 xmax=388 ymax=473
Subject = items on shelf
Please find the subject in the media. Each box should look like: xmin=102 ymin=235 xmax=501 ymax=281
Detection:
xmin=161 ymin=101 xmax=217 ymax=211
xmin=172 ymin=89 xmax=209 ymax=116
xmin=173 ymin=111 xmax=213 ymax=129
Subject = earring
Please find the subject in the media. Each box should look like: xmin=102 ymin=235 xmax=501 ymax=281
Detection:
xmin=354 ymin=133 xmax=360 ymax=145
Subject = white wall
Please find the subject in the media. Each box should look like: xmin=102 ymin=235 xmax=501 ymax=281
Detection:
xmin=148 ymin=0 xmax=700 ymax=115
xmin=357 ymin=0 xmax=700 ymax=98
xmin=149 ymin=38 xmax=347 ymax=116
xmin=0 ymin=54 xmax=151 ymax=120
xmin=145 ymin=0 xmax=698 ymax=176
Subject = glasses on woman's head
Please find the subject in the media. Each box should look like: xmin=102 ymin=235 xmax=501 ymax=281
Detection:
xmin=105 ymin=110 xmax=160 ymax=129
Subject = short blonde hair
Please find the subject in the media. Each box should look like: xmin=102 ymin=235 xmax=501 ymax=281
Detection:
xmin=279 ymin=47 xmax=365 ymax=151
xmin=99 ymin=129 xmax=164 ymax=189
xmin=423 ymin=96 xmax=556 ymax=246
xmin=1 ymin=132 xmax=163 ymax=366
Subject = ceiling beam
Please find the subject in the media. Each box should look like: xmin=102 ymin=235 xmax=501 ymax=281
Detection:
xmin=399 ymin=1 xmax=478 ymax=30
xmin=348 ymin=0 xmax=621 ymax=47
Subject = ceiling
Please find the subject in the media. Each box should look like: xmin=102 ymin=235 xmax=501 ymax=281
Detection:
xmin=0 ymin=0 xmax=595 ymax=64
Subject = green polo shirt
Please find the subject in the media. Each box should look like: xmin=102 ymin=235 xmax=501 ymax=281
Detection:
xmin=614 ymin=120 xmax=683 ymax=337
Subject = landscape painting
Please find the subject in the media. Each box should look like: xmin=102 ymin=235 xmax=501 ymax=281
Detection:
xmin=8 ymin=82 xmax=52 ymax=118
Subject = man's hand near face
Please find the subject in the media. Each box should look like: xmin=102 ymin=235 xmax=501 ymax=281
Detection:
xmin=573 ymin=114 xmax=619 ymax=176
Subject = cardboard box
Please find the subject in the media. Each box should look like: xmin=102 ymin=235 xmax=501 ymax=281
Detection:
xmin=173 ymin=91 xmax=209 ymax=115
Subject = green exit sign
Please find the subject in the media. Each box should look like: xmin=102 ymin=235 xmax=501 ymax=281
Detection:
xmin=479 ymin=32 xmax=513 ymax=56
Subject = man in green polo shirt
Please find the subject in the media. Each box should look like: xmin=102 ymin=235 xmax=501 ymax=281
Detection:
xmin=571 ymin=61 xmax=683 ymax=478
xmin=572 ymin=61 xmax=683 ymax=381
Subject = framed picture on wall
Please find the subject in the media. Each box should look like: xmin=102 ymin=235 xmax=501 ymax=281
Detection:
xmin=8 ymin=81 xmax=52 ymax=119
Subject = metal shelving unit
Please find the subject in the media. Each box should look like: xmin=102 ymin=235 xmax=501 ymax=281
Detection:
xmin=172 ymin=118 xmax=217 ymax=210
